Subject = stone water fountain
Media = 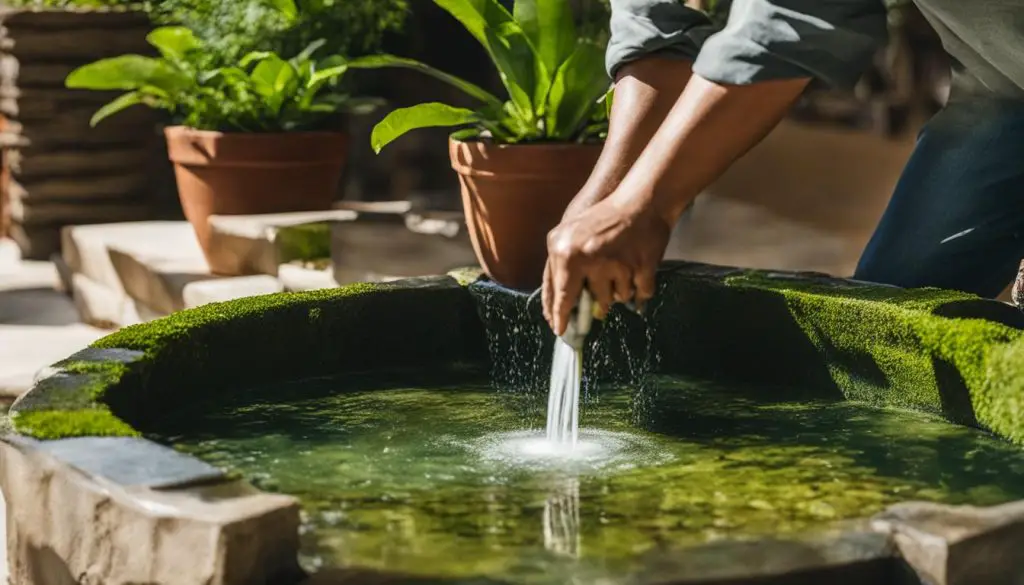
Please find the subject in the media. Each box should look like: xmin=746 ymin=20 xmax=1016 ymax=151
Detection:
xmin=4 ymin=261 xmax=1024 ymax=585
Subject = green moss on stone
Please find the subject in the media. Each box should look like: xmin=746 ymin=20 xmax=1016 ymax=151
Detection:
xmin=94 ymin=281 xmax=386 ymax=358
xmin=723 ymin=272 xmax=1024 ymax=442
xmin=276 ymin=222 xmax=332 ymax=264
xmin=447 ymin=267 xmax=485 ymax=287
xmin=13 ymin=409 xmax=140 ymax=439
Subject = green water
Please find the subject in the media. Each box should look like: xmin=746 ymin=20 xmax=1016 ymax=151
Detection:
xmin=155 ymin=372 xmax=1024 ymax=583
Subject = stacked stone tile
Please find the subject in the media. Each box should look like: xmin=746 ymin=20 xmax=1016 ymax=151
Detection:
xmin=0 ymin=7 xmax=168 ymax=259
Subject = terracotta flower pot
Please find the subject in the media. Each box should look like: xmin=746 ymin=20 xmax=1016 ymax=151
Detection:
xmin=449 ymin=138 xmax=602 ymax=290
xmin=165 ymin=126 xmax=348 ymax=271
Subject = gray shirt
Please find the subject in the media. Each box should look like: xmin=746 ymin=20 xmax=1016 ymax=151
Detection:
xmin=606 ymin=0 xmax=1024 ymax=101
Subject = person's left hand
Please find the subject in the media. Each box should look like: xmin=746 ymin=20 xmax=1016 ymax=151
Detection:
xmin=542 ymin=195 xmax=672 ymax=336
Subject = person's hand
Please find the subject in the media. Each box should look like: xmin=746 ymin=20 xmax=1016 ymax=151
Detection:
xmin=542 ymin=195 xmax=672 ymax=336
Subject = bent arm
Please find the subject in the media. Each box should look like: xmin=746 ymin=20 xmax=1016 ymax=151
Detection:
xmin=606 ymin=0 xmax=890 ymax=224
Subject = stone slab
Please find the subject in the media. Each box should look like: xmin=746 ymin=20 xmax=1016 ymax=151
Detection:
xmin=61 ymin=221 xmax=195 ymax=295
xmin=0 ymin=439 xmax=302 ymax=585
xmin=330 ymin=211 xmax=476 ymax=284
xmin=105 ymin=225 xmax=215 ymax=315
xmin=67 ymin=270 xmax=143 ymax=329
xmin=182 ymin=275 xmax=284 ymax=309
xmin=873 ymin=500 xmax=1024 ymax=585
xmin=31 ymin=436 xmax=225 ymax=489
xmin=0 ymin=237 xmax=20 ymax=271
xmin=278 ymin=262 xmax=336 ymax=292
xmin=206 ymin=209 xmax=355 ymax=276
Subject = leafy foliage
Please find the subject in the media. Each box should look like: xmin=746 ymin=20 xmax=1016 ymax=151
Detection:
xmin=147 ymin=0 xmax=408 ymax=66
xmin=366 ymin=0 xmax=613 ymax=151
xmin=2 ymin=0 xmax=139 ymax=7
xmin=66 ymin=25 xmax=382 ymax=132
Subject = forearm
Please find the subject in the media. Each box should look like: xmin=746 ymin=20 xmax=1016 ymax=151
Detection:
xmin=609 ymin=74 xmax=810 ymax=225
xmin=563 ymin=56 xmax=694 ymax=220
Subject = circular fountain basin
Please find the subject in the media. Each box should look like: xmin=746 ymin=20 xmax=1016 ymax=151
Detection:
xmin=5 ymin=263 xmax=1024 ymax=585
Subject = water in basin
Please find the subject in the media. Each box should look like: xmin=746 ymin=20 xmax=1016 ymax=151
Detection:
xmin=152 ymin=371 xmax=1024 ymax=583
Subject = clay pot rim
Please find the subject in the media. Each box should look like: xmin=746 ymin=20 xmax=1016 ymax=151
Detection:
xmin=448 ymin=136 xmax=603 ymax=151
xmin=164 ymin=125 xmax=348 ymax=140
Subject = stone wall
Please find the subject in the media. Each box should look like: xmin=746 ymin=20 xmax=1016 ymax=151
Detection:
xmin=0 ymin=8 xmax=174 ymax=259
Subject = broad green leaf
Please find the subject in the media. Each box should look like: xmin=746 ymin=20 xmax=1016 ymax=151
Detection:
xmin=66 ymin=55 xmax=189 ymax=94
xmin=371 ymin=102 xmax=479 ymax=153
xmin=199 ymin=66 xmax=249 ymax=85
xmin=250 ymin=56 xmax=298 ymax=115
xmin=544 ymin=41 xmax=610 ymax=140
xmin=433 ymin=0 xmax=540 ymax=121
xmin=268 ymin=0 xmax=298 ymax=22
xmin=301 ymin=64 xmax=347 ymax=108
xmin=345 ymin=54 xmax=503 ymax=111
xmin=513 ymin=0 xmax=576 ymax=76
xmin=146 ymin=26 xmax=200 ymax=61
xmin=240 ymin=51 xmax=275 ymax=69
xmin=90 ymin=91 xmax=145 ymax=126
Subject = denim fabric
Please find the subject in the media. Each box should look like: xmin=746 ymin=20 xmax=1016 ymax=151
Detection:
xmin=854 ymin=99 xmax=1024 ymax=297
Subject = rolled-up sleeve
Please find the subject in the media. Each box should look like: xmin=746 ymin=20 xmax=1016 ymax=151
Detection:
xmin=695 ymin=0 xmax=888 ymax=90
xmin=606 ymin=0 xmax=718 ymax=78
xmin=608 ymin=0 xmax=889 ymax=92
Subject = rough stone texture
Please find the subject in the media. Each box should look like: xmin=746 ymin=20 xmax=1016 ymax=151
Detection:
xmin=206 ymin=209 xmax=355 ymax=276
xmin=0 ymin=438 xmax=302 ymax=585
xmin=873 ymin=501 xmax=1024 ymax=585
xmin=182 ymin=275 xmax=284 ymax=309
xmin=25 ymin=436 xmax=224 ymax=488
xmin=331 ymin=209 xmax=476 ymax=284
xmin=632 ymin=528 xmax=903 ymax=585
xmin=278 ymin=262 xmax=336 ymax=292
xmin=105 ymin=227 xmax=213 ymax=315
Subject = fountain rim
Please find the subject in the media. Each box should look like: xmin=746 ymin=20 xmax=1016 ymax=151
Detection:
xmin=5 ymin=262 xmax=1024 ymax=585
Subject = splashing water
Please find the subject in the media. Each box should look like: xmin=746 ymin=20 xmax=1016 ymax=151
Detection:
xmin=546 ymin=337 xmax=582 ymax=447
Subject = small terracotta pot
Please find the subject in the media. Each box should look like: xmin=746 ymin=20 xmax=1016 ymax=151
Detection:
xmin=449 ymin=138 xmax=602 ymax=290
xmin=165 ymin=126 xmax=348 ymax=271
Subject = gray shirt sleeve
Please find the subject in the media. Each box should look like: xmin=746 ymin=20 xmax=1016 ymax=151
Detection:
xmin=607 ymin=0 xmax=889 ymax=91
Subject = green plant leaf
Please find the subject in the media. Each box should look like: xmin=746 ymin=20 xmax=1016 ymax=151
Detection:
xmin=240 ymin=51 xmax=275 ymax=69
xmin=300 ymin=64 xmax=347 ymax=108
xmin=66 ymin=55 xmax=189 ymax=94
xmin=267 ymin=0 xmax=298 ymax=22
xmin=250 ymin=56 xmax=299 ymax=115
xmin=544 ymin=40 xmax=610 ymax=140
xmin=345 ymin=54 xmax=503 ymax=111
xmin=513 ymin=0 xmax=576 ymax=77
xmin=90 ymin=91 xmax=145 ymax=126
xmin=432 ymin=0 xmax=540 ymax=121
xmin=371 ymin=102 xmax=479 ymax=153
xmin=146 ymin=26 xmax=200 ymax=61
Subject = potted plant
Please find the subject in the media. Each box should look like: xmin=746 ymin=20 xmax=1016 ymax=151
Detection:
xmin=361 ymin=0 xmax=612 ymax=290
xmin=64 ymin=21 xmax=382 ymax=270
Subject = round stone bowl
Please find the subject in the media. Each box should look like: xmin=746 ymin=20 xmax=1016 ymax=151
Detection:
xmin=5 ymin=261 xmax=1024 ymax=585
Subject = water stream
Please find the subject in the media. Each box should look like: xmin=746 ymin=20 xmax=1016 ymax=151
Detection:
xmin=545 ymin=338 xmax=581 ymax=447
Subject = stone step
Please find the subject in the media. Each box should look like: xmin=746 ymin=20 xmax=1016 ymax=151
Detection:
xmin=206 ymin=209 xmax=355 ymax=276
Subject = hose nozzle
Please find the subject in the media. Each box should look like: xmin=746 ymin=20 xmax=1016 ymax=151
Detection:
xmin=560 ymin=289 xmax=595 ymax=350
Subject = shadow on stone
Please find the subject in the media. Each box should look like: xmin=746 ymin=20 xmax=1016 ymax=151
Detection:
xmin=932 ymin=300 xmax=1024 ymax=330
xmin=932 ymin=356 xmax=979 ymax=428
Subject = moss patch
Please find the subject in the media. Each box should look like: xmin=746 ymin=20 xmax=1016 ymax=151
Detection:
xmin=276 ymin=222 xmax=332 ymax=264
xmin=13 ymin=409 xmax=140 ymax=440
xmin=717 ymin=271 xmax=1024 ymax=442
xmin=11 ymin=277 xmax=489 ymax=440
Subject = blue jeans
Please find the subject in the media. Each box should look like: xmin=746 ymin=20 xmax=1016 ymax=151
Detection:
xmin=854 ymin=98 xmax=1024 ymax=297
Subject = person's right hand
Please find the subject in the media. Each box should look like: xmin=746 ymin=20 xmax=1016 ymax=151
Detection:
xmin=542 ymin=193 xmax=672 ymax=337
